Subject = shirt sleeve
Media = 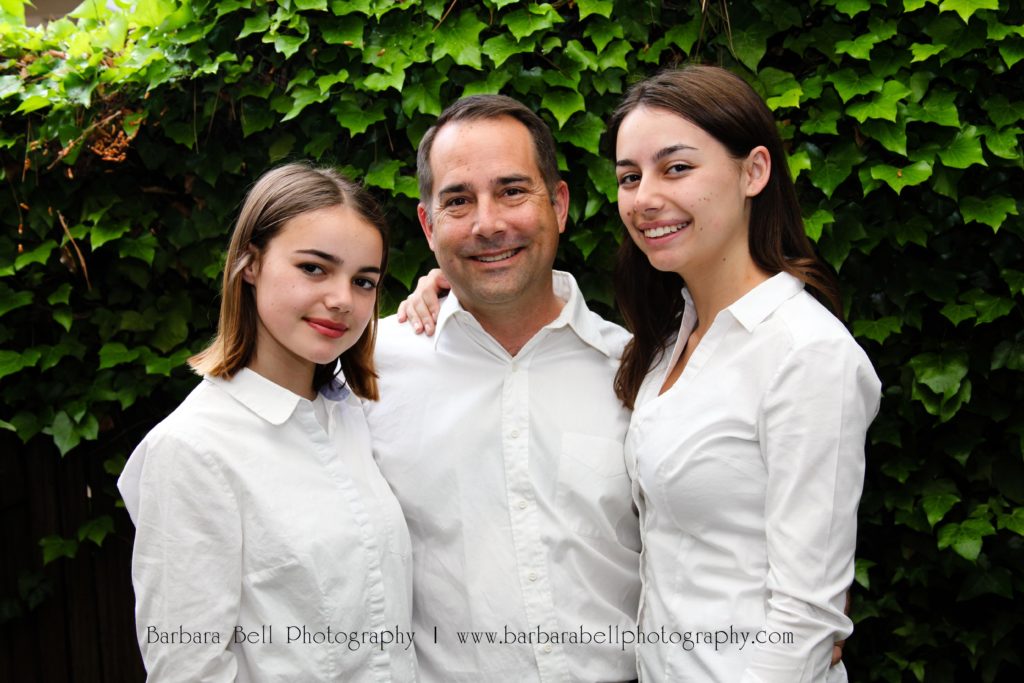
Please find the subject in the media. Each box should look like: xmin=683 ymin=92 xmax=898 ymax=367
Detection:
xmin=119 ymin=431 xmax=243 ymax=682
xmin=744 ymin=339 xmax=881 ymax=683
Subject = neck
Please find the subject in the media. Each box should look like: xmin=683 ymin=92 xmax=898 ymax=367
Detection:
xmin=248 ymin=332 xmax=317 ymax=400
xmin=682 ymin=250 xmax=770 ymax=333
xmin=463 ymin=290 xmax=565 ymax=357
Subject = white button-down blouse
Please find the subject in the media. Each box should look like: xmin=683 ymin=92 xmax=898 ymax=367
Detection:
xmin=118 ymin=368 xmax=417 ymax=682
xmin=364 ymin=271 xmax=641 ymax=683
xmin=627 ymin=273 xmax=881 ymax=683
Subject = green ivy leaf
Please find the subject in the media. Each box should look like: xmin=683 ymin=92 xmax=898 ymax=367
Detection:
xmin=828 ymin=68 xmax=884 ymax=103
xmin=77 ymin=515 xmax=115 ymax=547
xmin=854 ymin=558 xmax=875 ymax=589
xmin=846 ymin=80 xmax=913 ymax=123
xmin=937 ymin=517 xmax=995 ymax=562
xmin=583 ymin=17 xmax=622 ymax=53
xmin=365 ymin=159 xmax=402 ymax=191
xmin=0 ymin=287 xmax=32 ymax=317
xmin=433 ymin=11 xmax=486 ymax=69
xmin=852 ymin=316 xmax=902 ymax=344
xmin=483 ymin=34 xmax=535 ymax=68
xmin=46 ymin=411 xmax=80 ymax=456
xmin=861 ymin=120 xmax=908 ymax=156
xmin=238 ymin=11 xmax=270 ymax=39
xmin=870 ymin=160 xmax=933 ymax=194
xmin=596 ymin=39 xmax=630 ymax=71
xmin=587 ymin=155 xmax=617 ymax=203
xmin=910 ymin=42 xmax=946 ymax=62
xmin=1002 ymin=268 xmax=1024 ymax=296
xmin=462 ymin=70 xmax=513 ymax=97
xmin=39 ymin=535 xmax=78 ymax=565
xmin=835 ymin=32 xmax=883 ymax=60
xmin=981 ymin=95 xmax=1020 ymax=128
xmin=909 ymin=351 xmax=969 ymax=400
xmin=802 ymin=207 xmax=833 ymax=242
xmin=331 ymin=97 xmax=386 ymax=135
xmin=14 ymin=240 xmax=57 ymax=271
xmin=997 ymin=508 xmax=1024 ymax=536
xmin=321 ymin=14 xmax=365 ymax=48
xmin=937 ymin=126 xmax=986 ymax=169
xmin=577 ymin=0 xmax=613 ymax=19
xmin=542 ymin=89 xmax=585 ymax=129
xmin=940 ymin=303 xmax=976 ymax=325
xmin=402 ymin=71 xmax=444 ymax=117
xmin=960 ymin=195 xmax=1019 ymax=231
xmin=833 ymin=0 xmax=872 ymax=17
xmin=922 ymin=487 xmax=960 ymax=528
xmin=0 ymin=348 xmax=42 ymax=380
xmin=281 ymin=85 xmax=328 ymax=122
xmin=569 ymin=230 xmax=602 ymax=260
xmin=999 ymin=36 xmax=1024 ymax=68
xmin=982 ymin=127 xmax=1022 ymax=160
xmin=98 ymin=342 xmax=141 ymax=370
xmin=555 ymin=111 xmax=604 ymax=153
xmin=961 ymin=289 xmax=1015 ymax=325
xmin=807 ymin=143 xmax=864 ymax=198
xmin=118 ymin=232 xmax=158 ymax=265
xmin=730 ymin=23 xmax=773 ymax=71
xmin=938 ymin=0 xmax=999 ymax=23
xmin=903 ymin=88 xmax=960 ymax=128
xmin=502 ymin=5 xmax=562 ymax=41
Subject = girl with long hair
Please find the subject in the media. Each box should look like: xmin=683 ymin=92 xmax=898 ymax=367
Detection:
xmin=610 ymin=66 xmax=880 ymax=681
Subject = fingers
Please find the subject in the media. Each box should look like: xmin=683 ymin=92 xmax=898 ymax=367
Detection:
xmin=831 ymin=640 xmax=845 ymax=666
xmin=400 ymin=269 xmax=446 ymax=336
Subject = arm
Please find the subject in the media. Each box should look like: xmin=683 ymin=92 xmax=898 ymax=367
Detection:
xmin=396 ymin=268 xmax=449 ymax=335
xmin=744 ymin=340 xmax=881 ymax=683
xmin=120 ymin=432 xmax=243 ymax=682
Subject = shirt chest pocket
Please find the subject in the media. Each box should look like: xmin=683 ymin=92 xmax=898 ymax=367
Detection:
xmin=555 ymin=432 xmax=631 ymax=538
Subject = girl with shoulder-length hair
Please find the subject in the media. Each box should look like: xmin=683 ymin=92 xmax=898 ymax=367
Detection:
xmin=610 ymin=65 xmax=880 ymax=681
xmin=118 ymin=162 xmax=417 ymax=681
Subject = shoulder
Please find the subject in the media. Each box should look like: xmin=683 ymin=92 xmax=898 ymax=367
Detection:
xmin=581 ymin=307 xmax=632 ymax=359
xmin=374 ymin=313 xmax=434 ymax=361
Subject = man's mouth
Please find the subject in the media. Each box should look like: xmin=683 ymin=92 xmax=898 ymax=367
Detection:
xmin=473 ymin=248 xmax=522 ymax=263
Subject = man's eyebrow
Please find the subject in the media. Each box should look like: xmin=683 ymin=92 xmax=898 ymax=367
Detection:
xmin=437 ymin=182 xmax=470 ymax=198
xmin=616 ymin=144 xmax=698 ymax=168
xmin=295 ymin=249 xmax=340 ymax=264
xmin=495 ymin=174 xmax=532 ymax=186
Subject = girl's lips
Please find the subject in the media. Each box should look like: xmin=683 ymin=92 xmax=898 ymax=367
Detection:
xmin=306 ymin=318 xmax=348 ymax=338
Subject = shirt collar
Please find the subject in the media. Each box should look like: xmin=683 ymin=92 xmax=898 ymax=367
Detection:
xmin=205 ymin=367 xmax=311 ymax=425
xmin=723 ymin=271 xmax=805 ymax=332
xmin=433 ymin=270 xmax=615 ymax=358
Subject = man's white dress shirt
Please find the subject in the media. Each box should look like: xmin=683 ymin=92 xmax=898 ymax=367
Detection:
xmin=364 ymin=271 xmax=641 ymax=682
xmin=627 ymin=272 xmax=881 ymax=682
xmin=118 ymin=368 xmax=417 ymax=682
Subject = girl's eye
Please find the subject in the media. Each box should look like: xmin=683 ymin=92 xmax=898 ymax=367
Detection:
xmin=617 ymin=173 xmax=640 ymax=186
xmin=299 ymin=263 xmax=325 ymax=275
xmin=668 ymin=163 xmax=692 ymax=173
xmin=355 ymin=277 xmax=378 ymax=291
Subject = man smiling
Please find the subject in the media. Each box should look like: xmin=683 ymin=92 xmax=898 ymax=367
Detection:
xmin=362 ymin=95 xmax=640 ymax=682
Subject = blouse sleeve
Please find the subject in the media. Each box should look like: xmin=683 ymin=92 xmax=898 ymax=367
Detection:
xmin=119 ymin=431 xmax=243 ymax=682
xmin=744 ymin=339 xmax=881 ymax=683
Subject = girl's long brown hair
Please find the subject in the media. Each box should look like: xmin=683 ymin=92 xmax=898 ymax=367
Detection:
xmin=188 ymin=162 xmax=389 ymax=400
xmin=608 ymin=66 xmax=841 ymax=409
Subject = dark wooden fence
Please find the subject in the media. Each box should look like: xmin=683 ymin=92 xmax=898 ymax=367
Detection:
xmin=1 ymin=433 xmax=145 ymax=682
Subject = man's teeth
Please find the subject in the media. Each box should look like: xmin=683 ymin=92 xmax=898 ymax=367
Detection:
xmin=642 ymin=222 xmax=688 ymax=238
xmin=477 ymin=249 xmax=517 ymax=262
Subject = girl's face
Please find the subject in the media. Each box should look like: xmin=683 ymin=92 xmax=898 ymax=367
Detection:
xmin=243 ymin=204 xmax=383 ymax=396
xmin=614 ymin=106 xmax=769 ymax=279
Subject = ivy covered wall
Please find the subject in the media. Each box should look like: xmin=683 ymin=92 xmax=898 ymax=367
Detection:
xmin=1 ymin=0 xmax=1022 ymax=680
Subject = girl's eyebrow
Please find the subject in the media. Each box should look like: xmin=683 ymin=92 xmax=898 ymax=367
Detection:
xmin=294 ymin=249 xmax=339 ymax=264
xmin=616 ymin=144 xmax=698 ymax=168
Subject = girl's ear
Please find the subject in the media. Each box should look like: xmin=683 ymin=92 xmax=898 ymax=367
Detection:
xmin=240 ymin=246 xmax=260 ymax=285
xmin=743 ymin=145 xmax=771 ymax=198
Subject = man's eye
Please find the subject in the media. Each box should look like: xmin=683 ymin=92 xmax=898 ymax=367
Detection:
xmin=445 ymin=197 xmax=468 ymax=207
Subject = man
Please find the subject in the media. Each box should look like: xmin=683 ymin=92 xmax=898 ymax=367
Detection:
xmin=362 ymin=95 xmax=641 ymax=682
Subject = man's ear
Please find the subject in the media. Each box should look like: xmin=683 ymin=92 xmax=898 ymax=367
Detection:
xmin=553 ymin=180 xmax=569 ymax=235
xmin=743 ymin=145 xmax=771 ymax=198
xmin=417 ymin=203 xmax=436 ymax=251
xmin=240 ymin=246 xmax=260 ymax=284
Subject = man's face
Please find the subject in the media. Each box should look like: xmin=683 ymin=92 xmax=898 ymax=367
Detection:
xmin=417 ymin=115 xmax=568 ymax=317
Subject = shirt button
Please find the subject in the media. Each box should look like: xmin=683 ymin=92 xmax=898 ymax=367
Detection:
xmin=510 ymin=429 xmax=520 ymax=438
xmin=528 ymin=571 xmax=537 ymax=582
xmin=518 ymin=500 xmax=527 ymax=510
xmin=543 ymin=644 xmax=552 ymax=653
